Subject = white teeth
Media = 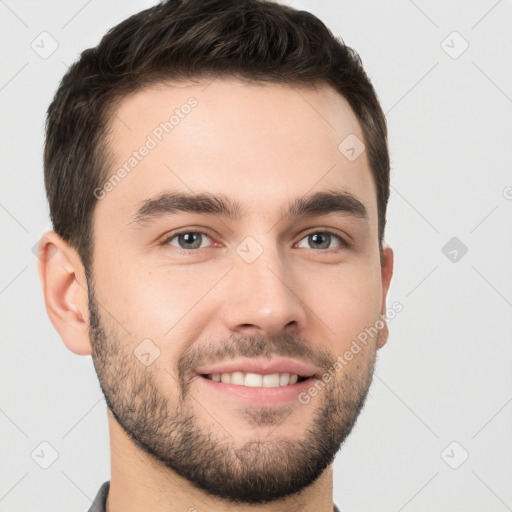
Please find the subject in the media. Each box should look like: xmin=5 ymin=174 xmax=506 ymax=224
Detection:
xmin=207 ymin=371 xmax=303 ymax=387
xmin=231 ymin=371 xmax=244 ymax=385
xmin=279 ymin=373 xmax=290 ymax=386
xmin=245 ymin=373 xmax=263 ymax=387
xmin=262 ymin=374 xmax=280 ymax=387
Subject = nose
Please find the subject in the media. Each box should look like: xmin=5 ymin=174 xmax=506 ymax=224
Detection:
xmin=219 ymin=245 xmax=308 ymax=337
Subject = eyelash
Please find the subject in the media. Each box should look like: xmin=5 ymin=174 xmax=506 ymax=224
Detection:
xmin=160 ymin=229 xmax=349 ymax=255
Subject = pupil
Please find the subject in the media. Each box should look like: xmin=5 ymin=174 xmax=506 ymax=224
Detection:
xmin=180 ymin=233 xmax=200 ymax=249
xmin=310 ymin=233 xmax=329 ymax=249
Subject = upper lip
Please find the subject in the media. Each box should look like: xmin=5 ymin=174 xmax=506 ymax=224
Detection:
xmin=195 ymin=358 xmax=319 ymax=378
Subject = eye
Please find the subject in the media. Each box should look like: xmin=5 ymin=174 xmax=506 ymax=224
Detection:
xmin=163 ymin=231 xmax=213 ymax=251
xmin=160 ymin=229 xmax=348 ymax=254
xmin=296 ymin=231 xmax=347 ymax=251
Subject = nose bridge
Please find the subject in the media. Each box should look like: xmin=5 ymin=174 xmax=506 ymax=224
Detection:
xmin=220 ymin=239 xmax=306 ymax=335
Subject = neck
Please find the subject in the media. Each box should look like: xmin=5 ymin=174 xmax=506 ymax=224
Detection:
xmin=106 ymin=412 xmax=335 ymax=512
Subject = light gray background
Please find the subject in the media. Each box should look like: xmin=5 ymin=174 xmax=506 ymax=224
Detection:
xmin=1 ymin=1 xmax=511 ymax=511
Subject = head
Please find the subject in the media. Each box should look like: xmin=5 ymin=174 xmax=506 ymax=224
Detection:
xmin=39 ymin=0 xmax=393 ymax=505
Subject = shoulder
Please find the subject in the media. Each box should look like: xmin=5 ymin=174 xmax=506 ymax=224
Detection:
xmin=87 ymin=480 xmax=110 ymax=512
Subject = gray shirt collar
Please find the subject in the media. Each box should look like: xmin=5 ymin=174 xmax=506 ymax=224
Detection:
xmin=88 ymin=481 xmax=342 ymax=512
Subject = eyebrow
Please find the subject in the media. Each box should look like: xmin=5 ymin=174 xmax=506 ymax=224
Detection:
xmin=130 ymin=189 xmax=368 ymax=227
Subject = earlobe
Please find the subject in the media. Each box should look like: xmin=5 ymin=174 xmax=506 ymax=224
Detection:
xmin=37 ymin=231 xmax=92 ymax=356
xmin=377 ymin=244 xmax=394 ymax=349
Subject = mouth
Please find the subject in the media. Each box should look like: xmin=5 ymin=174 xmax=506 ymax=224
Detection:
xmin=194 ymin=358 xmax=319 ymax=406
xmin=195 ymin=357 xmax=318 ymax=386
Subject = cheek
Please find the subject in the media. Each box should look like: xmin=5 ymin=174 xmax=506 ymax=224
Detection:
xmin=92 ymin=241 xmax=383 ymax=361
xmin=298 ymin=263 xmax=382 ymax=350
xmin=92 ymin=259 xmax=227 ymax=354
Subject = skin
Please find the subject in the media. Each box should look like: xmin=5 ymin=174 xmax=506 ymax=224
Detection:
xmin=38 ymin=78 xmax=394 ymax=512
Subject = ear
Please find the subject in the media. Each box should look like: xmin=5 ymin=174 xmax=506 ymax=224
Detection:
xmin=376 ymin=244 xmax=394 ymax=349
xmin=37 ymin=231 xmax=92 ymax=355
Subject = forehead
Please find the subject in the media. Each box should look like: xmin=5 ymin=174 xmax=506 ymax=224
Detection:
xmin=96 ymin=78 xmax=377 ymax=230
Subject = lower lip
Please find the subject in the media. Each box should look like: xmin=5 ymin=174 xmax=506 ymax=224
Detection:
xmin=196 ymin=375 xmax=316 ymax=406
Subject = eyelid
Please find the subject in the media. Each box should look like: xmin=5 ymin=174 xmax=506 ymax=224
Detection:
xmin=159 ymin=226 xmax=214 ymax=243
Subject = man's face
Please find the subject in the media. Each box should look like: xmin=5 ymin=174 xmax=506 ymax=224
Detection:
xmin=87 ymin=78 xmax=390 ymax=503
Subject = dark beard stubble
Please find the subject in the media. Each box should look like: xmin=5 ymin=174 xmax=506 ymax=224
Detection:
xmin=86 ymin=273 xmax=377 ymax=504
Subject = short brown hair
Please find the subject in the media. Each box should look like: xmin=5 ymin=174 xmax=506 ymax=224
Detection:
xmin=44 ymin=0 xmax=390 ymax=272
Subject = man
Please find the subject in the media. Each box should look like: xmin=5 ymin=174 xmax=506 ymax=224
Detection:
xmin=38 ymin=0 xmax=394 ymax=510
